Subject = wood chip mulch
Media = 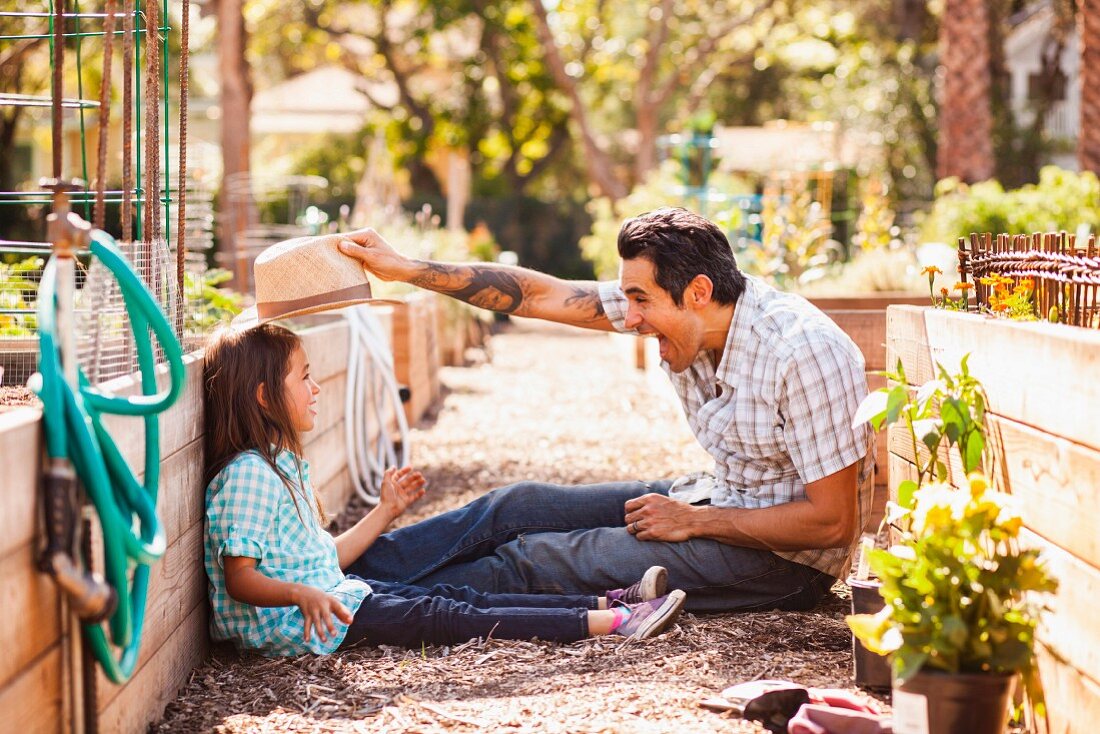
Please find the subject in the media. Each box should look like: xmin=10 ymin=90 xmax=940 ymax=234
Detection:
xmin=154 ymin=320 xmax=887 ymax=733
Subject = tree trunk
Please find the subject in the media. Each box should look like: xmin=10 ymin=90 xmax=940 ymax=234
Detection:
xmin=529 ymin=0 xmax=626 ymax=200
xmin=937 ymin=0 xmax=995 ymax=182
xmin=1079 ymin=0 xmax=1100 ymax=173
xmin=216 ymin=0 xmax=252 ymax=285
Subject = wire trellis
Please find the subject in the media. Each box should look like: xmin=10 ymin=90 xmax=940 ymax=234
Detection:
xmin=0 ymin=1 xmax=207 ymax=389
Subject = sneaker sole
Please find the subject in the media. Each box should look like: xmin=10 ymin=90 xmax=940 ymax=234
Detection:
xmin=641 ymin=566 xmax=668 ymax=602
xmin=631 ymin=589 xmax=687 ymax=640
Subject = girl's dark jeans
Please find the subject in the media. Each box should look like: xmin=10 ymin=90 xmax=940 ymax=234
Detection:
xmin=338 ymin=578 xmax=598 ymax=649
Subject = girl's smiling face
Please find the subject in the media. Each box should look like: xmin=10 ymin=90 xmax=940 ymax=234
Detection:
xmin=283 ymin=345 xmax=320 ymax=433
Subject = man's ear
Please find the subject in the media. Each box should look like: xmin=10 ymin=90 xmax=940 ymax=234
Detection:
xmin=256 ymin=382 xmax=269 ymax=410
xmin=687 ymin=274 xmax=714 ymax=308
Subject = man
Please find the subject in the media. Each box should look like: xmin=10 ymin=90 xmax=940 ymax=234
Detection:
xmin=338 ymin=207 xmax=873 ymax=612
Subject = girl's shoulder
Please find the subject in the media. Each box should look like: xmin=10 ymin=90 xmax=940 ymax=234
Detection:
xmin=208 ymin=450 xmax=288 ymax=498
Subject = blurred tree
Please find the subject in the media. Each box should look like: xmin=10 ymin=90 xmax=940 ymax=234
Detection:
xmin=937 ymin=0 xmax=994 ymax=182
xmin=1080 ymin=0 xmax=1100 ymax=173
xmin=530 ymin=0 xmax=776 ymax=199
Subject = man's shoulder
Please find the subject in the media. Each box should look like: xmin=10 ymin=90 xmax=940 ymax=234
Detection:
xmin=748 ymin=283 xmax=862 ymax=366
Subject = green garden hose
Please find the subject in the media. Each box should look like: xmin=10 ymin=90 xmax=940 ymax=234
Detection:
xmin=36 ymin=226 xmax=185 ymax=684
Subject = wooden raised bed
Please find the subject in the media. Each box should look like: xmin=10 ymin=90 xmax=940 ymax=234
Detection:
xmin=376 ymin=293 xmax=443 ymax=426
xmin=885 ymin=305 xmax=1100 ymax=733
xmin=0 ymin=319 xmax=367 ymax=733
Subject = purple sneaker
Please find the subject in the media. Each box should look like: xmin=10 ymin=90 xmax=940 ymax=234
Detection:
xmin=614 ymin=590 xmax=687 ymax=640
xmin=606 ymin=566 xmax=668 ymax=606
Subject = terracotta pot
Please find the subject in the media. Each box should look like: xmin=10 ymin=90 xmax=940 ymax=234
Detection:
xmin=893 ymin=668 xmax=1016 ymax=734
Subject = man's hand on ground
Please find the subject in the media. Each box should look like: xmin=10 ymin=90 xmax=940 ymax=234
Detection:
xmin=624 ymin=493 xmax=698 ymax=542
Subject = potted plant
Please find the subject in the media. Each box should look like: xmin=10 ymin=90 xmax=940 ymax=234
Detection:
xmin=847 ymin=472 xmax=1058 ymax=733
xmin=847 ymin=355 xmax=992 ymax=691
xmin=850 ymin=355 xmax=1058 ymax=732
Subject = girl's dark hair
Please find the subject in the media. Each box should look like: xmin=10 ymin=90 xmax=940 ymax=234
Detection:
xmin=617 ymin=207 xmax=746 ymax=306
xmin=202 ymin=323 xmax=325 ymax=524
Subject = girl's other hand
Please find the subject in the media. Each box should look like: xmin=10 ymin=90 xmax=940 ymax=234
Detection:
xmin=379 ymin=466 xmax=427 ymax=519
xmin=291 ymin=585 xmax=352 ymax=644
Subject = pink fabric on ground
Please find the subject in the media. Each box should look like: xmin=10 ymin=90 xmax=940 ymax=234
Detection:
xmin=788 ymin=703 xmax=893 ymax=734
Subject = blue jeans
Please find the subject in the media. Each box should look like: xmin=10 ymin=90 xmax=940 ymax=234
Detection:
xmin=339 ymin=578 xmax=594 ymax=648
xmin=345 ymin=480 xmax=834 ymax=613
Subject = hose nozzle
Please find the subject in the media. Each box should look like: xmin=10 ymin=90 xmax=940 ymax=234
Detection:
xmin=39 ymin=459 xmax=117 ymax=624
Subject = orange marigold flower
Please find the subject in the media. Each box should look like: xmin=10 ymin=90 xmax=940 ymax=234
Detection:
xmin=992 ymin=301 xmax=1009 ymax=313
xmin=1019 ymin=278 xmax=1035 ymax=290
xmin=922 ymin=265 xmax=943 ymax=277
xmin=953 ymin=282 xmax=974 ymax=292
xmin=940 ymin=287 xmax=949 ymax=297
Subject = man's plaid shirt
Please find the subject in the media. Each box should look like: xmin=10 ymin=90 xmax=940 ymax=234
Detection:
xmin=599 ymin=274 xmax=874 ymax=578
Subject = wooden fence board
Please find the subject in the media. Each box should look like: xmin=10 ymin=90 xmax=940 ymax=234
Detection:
xmin=95 ymin=602 xmax=208 ymax=734
xmin=94 ymin=522 xmax=206 ymax=712
xmin=889 ymin=416 xmax=1100 ymax=568
xmin=1036 ymin=643 xmax=1100 ymax=734
xmin=0 ymin=544 xmax=62 ymax=692
xmin=0 ymin=409 xmax=43 ymax=561
xmin=0 ymin=645 xmax=63 ymax=734
xmin=885 ymin=306 xmax=1100 ymax=451
xmin=299 ymin=319 xmax=350 ymax=384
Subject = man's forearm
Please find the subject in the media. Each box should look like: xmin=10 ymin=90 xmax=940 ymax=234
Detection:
xmin=400 ymin=259 xmax=610 ymax=328
xmin=689 ymin=501 xmax=853 ymax=551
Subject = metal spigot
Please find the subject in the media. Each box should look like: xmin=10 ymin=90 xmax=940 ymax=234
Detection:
xmin=40 ymin=177 xmax=92 ymax=258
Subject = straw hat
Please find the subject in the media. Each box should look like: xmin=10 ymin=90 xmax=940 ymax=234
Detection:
xmin=231 ymin=233 xmax=392 ymax=329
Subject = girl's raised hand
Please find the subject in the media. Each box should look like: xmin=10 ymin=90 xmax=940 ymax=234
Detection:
xmin=291 ymin=584 xmax=353 ymax=644
xmin=380 ymin=466 xmax=428 ymax=519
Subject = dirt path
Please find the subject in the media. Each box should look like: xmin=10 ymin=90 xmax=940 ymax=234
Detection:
xmin=155 ymin=320 xmax=877 ymax=733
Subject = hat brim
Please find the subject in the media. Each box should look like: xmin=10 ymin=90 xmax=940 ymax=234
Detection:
xmin=229 ymin=296 xmax=403 ymax=332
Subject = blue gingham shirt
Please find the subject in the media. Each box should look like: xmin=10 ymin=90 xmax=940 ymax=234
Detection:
xmin=204 ymin=449 xmax=371 ymax=656
xmin=600 ymin=274 xmax=874 ymax=578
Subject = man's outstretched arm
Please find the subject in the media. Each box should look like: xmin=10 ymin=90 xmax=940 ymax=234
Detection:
xmin=338 ymin=229 xmax=615 ymax=331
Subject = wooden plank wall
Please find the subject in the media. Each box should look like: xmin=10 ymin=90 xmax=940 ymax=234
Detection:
xmin=0 ymin=319 xmax=364 ymax=733
xmin=381 ymin=293 xmax=443 ymax=426
xmin=884 ymin=305 xmax=1100 ymax=734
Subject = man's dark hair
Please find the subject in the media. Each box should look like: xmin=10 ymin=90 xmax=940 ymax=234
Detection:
xmin=616 ymin=207 xmax=745 ymax=306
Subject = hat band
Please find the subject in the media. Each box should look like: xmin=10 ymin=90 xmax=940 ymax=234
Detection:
xmin=256 ymin=282 xmax=374 ymax=319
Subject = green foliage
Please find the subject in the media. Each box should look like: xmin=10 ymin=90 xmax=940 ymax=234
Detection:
xmin=184 ymin=269 xmax=243 ymax=333
xmin=920 ymin=167 xmax=1100 ymax=245
xmin=848 ymin=472 xmax=1058 ymax=686
xmin=852 ymin=178 xmax=901 ymax=252
xmin=747 ymin=175 xmax=841 ymax=287
xmin=578 ymin=162 xmax=747 ymax=281
xmin=0 ymin=257 xmax=42 ymax=336
xmin=853 ymin=354 xmax=989 ymax=492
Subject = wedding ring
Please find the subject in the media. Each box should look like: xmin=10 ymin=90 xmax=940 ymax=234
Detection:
xmin=632 ymin=520 xmax=640 ymax=533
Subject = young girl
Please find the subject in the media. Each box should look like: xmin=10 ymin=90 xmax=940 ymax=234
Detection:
xmin=202 ymin=323 xmax=687 ymax=656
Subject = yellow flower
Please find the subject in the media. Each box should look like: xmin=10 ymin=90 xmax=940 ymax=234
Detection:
xmin=922 ymin=265 xmax=943 ymax=277
xmin=953 ymin=282 xmax=974 ymax=292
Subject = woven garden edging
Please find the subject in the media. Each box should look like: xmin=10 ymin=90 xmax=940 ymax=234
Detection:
xmin=959 ymin=231 xmax=1100 ymax=328
xmin=886 ymin=305 xmax=1100 ymax=732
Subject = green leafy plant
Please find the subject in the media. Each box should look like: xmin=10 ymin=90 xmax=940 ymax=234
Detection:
xmin=852 ymin=177 xmax=902 ymax=253
xmin=848 ymin=472 xmax=1058 ymax=690
xmin=184 ymin=269 xmax=243 ymax=334
xmin=747 ymin=174 xmax=842 ymax=288
xmin=0 ymin=257 xmax=43 ymax=337
xmin=854 ymin=355 xmax=990 ymax=509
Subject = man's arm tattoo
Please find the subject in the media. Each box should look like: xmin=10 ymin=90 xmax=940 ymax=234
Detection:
xmin=563 ymin=285 xmax=606 ymax=322
xmin=408 ymin=262 xmax=529 ymax=314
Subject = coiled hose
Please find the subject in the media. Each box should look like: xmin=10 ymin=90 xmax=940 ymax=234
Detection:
xmin=343 ymin=304 xmax=409 ymax=503
xmin=35 ymin=228 xmax=185 ymax=684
